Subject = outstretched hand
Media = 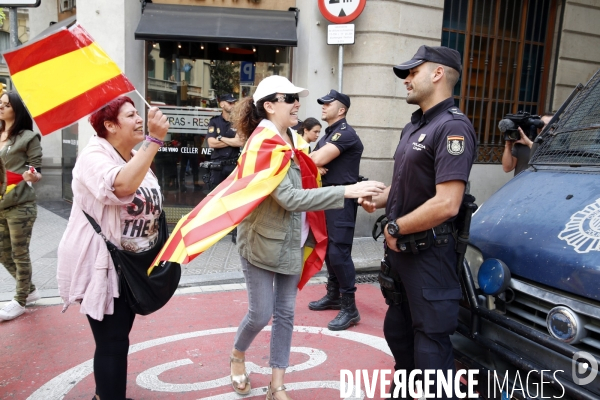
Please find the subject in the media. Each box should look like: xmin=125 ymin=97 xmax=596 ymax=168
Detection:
xmin=344 ymin=181 xmax=386 ymax=199
xmin=358 ymin=196 xmax=377 ymax=213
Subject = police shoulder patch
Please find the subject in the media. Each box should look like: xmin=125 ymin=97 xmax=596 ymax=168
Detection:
xmin=208 ymin=126 xmax=215 ymax=133
xmin=331 ymin=132 xmax=342 ymax=141
xmin=447 ymin=135 xmax=465 ymax=155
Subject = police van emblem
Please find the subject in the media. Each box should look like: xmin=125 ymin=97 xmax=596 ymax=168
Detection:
xmin=332 ymin=133 xmax=342 ymax=141
xmin=447 ymin=135 xmax=464 ymax=155
xmin=418 ymin=134 xmax=426 ymax=142
xmin=208 ymin=126 xmax=215 ymax=133
xmin=558 ymin=198 xmax=600 ymax=253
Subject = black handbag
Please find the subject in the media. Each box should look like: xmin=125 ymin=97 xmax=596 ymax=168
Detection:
xmin=83 ymin=210 xmax=181 ymax=315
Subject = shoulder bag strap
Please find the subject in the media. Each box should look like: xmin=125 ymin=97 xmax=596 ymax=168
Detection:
xmin=82 ymin=210 xmax=117 ymax=250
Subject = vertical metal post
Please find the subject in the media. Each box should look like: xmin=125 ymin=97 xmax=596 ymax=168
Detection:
xmin=338 ymin=45 xmax=344 ymax=92
xmin=175 ymin=58 xmax=181 ymax=107
xmin=9 ymin=8 xmax=18 ymax=48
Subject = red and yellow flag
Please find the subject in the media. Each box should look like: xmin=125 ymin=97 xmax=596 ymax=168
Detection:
xmin=152 ymin=126 xmax=328 ymax=289
xmin=1 ymin=170 xmax=24 ymax=197
xmin=3 ymin=24 xmax=135 ymax=135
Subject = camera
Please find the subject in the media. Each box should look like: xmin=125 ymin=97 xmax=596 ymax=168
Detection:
xmin=498 ymin=111 xmax=545 ymax=141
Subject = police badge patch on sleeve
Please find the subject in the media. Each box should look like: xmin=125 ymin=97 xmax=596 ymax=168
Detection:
xmin=208 ymin=126 xmax=215 ymax=134
xmin=332 ymin=133 xmax=342 ymax=141
xmin=447 ymin=135 xmax=465 ymax=155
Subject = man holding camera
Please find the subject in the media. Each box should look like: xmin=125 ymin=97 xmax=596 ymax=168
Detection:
xmin=360 ymin=45 xmax=476 ymax=398
xmin=502 ymin=113 xmax=554 ymax=176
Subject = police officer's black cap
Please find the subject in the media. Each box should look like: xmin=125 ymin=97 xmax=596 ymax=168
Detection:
xmin=317 ymin=89 xmax=351 ymax=109
xmin=219 ymin=93 xmax=238 ymax=103
xmin=393 ymin=45 xmax=462 ymax=79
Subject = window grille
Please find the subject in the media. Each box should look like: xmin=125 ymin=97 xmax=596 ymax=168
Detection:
xmin=442 ymin=0 xmax=559 ymax=163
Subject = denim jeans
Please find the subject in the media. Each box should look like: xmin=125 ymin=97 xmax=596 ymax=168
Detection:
xmin=234 ymin=257 xmax=300 ymax=369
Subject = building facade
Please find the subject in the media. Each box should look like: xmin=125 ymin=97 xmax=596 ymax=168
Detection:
xmin=15 ymin=0 xmax=600 ymax=235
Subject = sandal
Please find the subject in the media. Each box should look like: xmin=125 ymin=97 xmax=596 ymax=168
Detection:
xmin=266 ymin=382 xmax=290 ymax=400
xmin=230 ymin=355 xmax=251 ymax=395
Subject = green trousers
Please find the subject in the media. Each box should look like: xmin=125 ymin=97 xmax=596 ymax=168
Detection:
xmin=0 ymin=202 xmax=37 ymax=306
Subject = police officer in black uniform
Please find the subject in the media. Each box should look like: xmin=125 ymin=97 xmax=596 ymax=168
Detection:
xmin=207 ymin=93 xmax=244 ymax=243
xmin=360 ymin=46 xmax=476 ymax=398
xmin=206 ymin=93 xmax=244 ymax=189
xmin=308 ymin=90 xmax=364 ymax=331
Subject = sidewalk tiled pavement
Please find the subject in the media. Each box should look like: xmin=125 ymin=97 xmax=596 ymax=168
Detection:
xmin=0 ymin=202 xmax=383 ymax=302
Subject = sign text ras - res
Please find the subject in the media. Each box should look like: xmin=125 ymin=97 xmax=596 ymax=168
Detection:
xmin=167 ymin=116 xmax=212 ymax=128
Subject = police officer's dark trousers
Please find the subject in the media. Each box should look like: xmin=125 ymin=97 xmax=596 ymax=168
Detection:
xmin=383 ymin=235 xmax=461 ymax=400
xmin=323 ymin=198 xmax=358 ymax=294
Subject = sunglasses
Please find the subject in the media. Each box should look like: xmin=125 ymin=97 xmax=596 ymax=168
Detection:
xmin=271 ymin=93 xmax=300 ymax=104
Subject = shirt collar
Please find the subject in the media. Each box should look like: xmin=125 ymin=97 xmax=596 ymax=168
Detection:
xmin=410 ymin=97 xmax=455 ymax=125
xmin=325 ymin=118 xmax=347 ymax=134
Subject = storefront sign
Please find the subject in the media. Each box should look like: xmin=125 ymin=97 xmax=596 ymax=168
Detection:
xmin=0 ymin=0 xmax=40 ymax=6
xmin=318 ymin=0 xmax=366 ymax=24
xmin=327 ymin=24 xmax=355 ymax=45
xmin=159 ymin=106 xmax=221 ymax=135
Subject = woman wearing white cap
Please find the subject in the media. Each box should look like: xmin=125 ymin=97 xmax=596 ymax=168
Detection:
xmin=227 ymin=75 xmax=385 ymax=399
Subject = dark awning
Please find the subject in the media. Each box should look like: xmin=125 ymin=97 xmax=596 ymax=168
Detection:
xmin=135 ymin=3 xmax=298 ymax=47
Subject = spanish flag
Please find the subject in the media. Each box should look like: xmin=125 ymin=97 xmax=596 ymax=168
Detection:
xmin=152 ymin=127 xmax=328 ymax=289
xmin=0 ymin=170 xmax=24 ymax=199
xmin=3 ymin=24 xmax=135 ymax=135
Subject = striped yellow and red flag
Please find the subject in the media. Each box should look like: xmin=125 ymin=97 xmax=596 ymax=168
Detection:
xmin=3 ymin=24 xmax=135 ymax=135
xmin=152 ymin=126 xmax=328 ymax=289
xmin=1 ymin=170 xmax=24 ymax=198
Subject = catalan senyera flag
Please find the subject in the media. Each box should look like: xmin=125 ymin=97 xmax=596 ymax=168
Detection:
xmin=3 ymin=24 xmax=135 ymax=135
xmin=1 ymin=170 xmax=24 ymax=198
xmin=152 ymin=126 xmax=328 ymax=289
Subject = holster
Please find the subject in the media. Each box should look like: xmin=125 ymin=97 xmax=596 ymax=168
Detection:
xmin=378 ymin=257 xmax=408 ymax=306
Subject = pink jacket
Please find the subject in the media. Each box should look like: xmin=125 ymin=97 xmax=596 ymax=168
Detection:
xmin=57 ymin=136 xmax=149 ymax=321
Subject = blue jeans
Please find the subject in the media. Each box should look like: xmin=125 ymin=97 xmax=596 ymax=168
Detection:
xmin=234 ymin=257 xmax=300 ymax=369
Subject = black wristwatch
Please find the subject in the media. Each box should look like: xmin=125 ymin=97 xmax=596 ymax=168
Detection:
xmin=387 ymin=220 xmax=401 ymax=238
xmin=217 ymin=135 xmax=222 ymax=141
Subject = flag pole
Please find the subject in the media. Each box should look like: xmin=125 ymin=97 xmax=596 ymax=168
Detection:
xmin=135 ymin=89 xmax=152 ymax=109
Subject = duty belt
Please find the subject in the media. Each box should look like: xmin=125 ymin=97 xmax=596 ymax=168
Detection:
xmin=220 ymin=158 xmax=238 ymax=166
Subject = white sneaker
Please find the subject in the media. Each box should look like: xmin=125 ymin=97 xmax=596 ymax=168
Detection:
xmin=26 ymin=289 xmax=41 ymax=305
xmin=0 ymin=300 xmax=26 ymax=321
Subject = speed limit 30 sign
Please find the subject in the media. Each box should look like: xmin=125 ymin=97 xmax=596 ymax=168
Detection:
xmin=318 ymin=0 xmax=367 ymax=24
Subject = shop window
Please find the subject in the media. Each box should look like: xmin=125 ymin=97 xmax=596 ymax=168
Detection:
xmin=145 ymin=41 xmax=291 ymax=221
xmin=442 ymin=0 xmax=558 ymax=163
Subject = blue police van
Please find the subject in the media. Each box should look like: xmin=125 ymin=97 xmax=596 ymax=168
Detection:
xmin=452 ymin=70 xmax=600 ymax=399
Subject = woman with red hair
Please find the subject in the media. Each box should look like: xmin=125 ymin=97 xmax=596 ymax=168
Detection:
xmin=57 ymin=96 xmax=169 ymax=400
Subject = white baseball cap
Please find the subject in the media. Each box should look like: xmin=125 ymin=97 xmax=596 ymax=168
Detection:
xmin=252 ymin=75 xmax=309 ymax=105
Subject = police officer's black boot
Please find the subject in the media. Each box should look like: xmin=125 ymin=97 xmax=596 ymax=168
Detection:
xmin=327 ymin=293 xmax=360 ymax=331
xmin=308 ymin=283 xmax=341 ymax=311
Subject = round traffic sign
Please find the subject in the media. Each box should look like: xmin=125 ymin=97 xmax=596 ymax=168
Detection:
xmin=318 ymin=0 xmax=366 ymax=24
